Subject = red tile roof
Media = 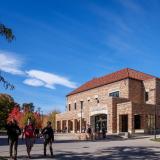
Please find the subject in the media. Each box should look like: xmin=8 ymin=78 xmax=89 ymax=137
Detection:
xmin=67 ymin=68 xmax=156 ymax=96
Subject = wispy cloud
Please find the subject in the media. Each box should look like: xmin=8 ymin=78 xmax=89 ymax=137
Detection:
xmin=24 ymin=70 xmax=77 ymax=89
xmin=0 ymin=51 xmax=77 ymax=90
xmin=23 ymin=78 xmax=45 ymax=87
xmin=0 ymin=51 xmax=24 ymax=75
xmin=107 ymin=35 xmax=131 ymax=52
xmin=118 ymin=0 xmax=144 ymax=13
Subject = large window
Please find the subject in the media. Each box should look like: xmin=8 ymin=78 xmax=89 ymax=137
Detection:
xmin=74 ymin=103 xmax=77 ymax=110
xmin=80 ymin=101 xmax=83 ymax=109
xmin=145 ymin=92 xmax=149 ymax=101
xmin=68 ymin=104 xmax=71 ymax=111
xmin=109 ymin=91 xmax=119 ymax=97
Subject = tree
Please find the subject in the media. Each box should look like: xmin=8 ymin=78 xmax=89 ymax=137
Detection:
xmin=7 ymin=105 xmax=22 ymax=126
xmin=8 ymin=103 xmax=42 ymax=128
xmin=48 ymin=110 xmax=60 ymax=129
xmin=0 ymin=72 xmax=15 ymax=90
xmin=0 ymin=23 xmax=15 ymax=89
xmin=22 ymin=103 xmax=35 ymax=112
xmin=0 ymin=94 xmax=15 ymax=129
xmin=0 ymin=23 xmax=15 ymax=42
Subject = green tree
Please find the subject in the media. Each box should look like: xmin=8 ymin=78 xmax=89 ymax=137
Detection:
xmin=0 ymin=23 xmax=15 ymax=89
xmin=22 ymin=103 xmax=35 ymax=112
xmin=48 ymin=110 xmax=60 ymax=129
xmin=0 ymin=23 xmax=15 ymax=42
xmin=0 ymin=94 xmax=15 ymax=129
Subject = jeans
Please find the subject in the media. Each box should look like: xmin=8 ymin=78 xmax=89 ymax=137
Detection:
xmin=9 ymin=138 xmax=18 ymax=157
xmin=44 ymin=139 xmax=53 ymax=156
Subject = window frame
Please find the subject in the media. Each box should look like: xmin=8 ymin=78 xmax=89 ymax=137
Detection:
xmin=145 ymin=91 xmax=149 ymax=102
xmin=109 ymin=91 xmax=120 ymax=97
xmin=74 ymin=103 xmax=77 ymax=110
xmin=68 ymin=104 xmax=71 ymax=111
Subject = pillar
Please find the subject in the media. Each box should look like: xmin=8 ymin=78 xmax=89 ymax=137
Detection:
xmin=80 ymin=119 xmax=82 ymax=133
xmin=128 ymin=114 xmax=134 ymax=134
xmin=66 ymin=120 xmax=68 ymax=133
xmin=60 ymin=120 xmax=63 ymax=132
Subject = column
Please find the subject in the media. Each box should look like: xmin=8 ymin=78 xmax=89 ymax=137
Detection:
xmin=80 ymin=119 xmax=82 ymax=133
xmin=60 ymin=120 xmax=63 ymax=132
xmin=117 ymin=115 xmax=120 ymax=133
xmin=128 ymin=114 xmax=134 ymax=134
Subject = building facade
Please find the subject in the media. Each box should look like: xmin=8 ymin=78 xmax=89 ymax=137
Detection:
xmin=56 ymin=68 xmax=160 ymax=134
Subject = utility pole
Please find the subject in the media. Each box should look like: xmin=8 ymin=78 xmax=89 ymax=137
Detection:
xmin=80 ymin=101 xmax=83 ymax=133
xmin=154 ymin=88 xmax=157 ymax=140
xmin=154 ymin=104 xmax=157 ymax=140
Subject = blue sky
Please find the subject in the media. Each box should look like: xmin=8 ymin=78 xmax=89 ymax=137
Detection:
xmin=0 ymin=0 xmax=160 ymax=113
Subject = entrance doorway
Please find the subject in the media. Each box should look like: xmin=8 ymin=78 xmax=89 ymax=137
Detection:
xmin=121 ymin=115 xmax=128 ymax=132
xmin=134 ymin=115 xmax=141 ymax=129
xmin=95 ymin=114 xmax=107 ymax=132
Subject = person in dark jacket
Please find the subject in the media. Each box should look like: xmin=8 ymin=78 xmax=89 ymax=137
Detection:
xmin=41 ymin=121 xmax=54 ymax=157
xmin=6 ymin=119 xmax=21 ymax=160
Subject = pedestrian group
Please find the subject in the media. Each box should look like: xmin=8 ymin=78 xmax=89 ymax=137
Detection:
xmin=6 ymin=118 xmax=54 ymax=160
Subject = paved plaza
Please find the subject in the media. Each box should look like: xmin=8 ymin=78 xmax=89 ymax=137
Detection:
xmin=0 ymin=134 xmax=160 ymax=160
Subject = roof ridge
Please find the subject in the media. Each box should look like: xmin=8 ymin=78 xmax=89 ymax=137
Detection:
xmin=126 ymin=68 xmax=157 ymax=78
xmin=67 ymin=68 xmax=157 ymax=96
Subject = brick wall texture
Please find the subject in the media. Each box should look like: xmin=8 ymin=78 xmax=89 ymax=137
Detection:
xmin=56 ymin=69 xmax=160 ymax=134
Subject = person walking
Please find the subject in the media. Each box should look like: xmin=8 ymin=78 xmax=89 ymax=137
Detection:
xmin=41 ymin=121 xmax=54 ymax=157
xmin=6 ymin=119 xmax=21 ymax=160
xmin=22 ymin=118 xmax=35 ymax=159
xmin=86 ymin=124 xmax=92 ymax=140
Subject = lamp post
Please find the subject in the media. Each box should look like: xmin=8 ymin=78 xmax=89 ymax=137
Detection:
xmin=154 ymin=104 xmax=157 ymax=140
xmin=80 ymin=101 xmax=83 ymax=133
xmin=153 ymin=88 xmax=157 ymax=140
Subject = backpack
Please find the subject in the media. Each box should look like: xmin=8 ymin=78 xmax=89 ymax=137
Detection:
xmin=87 ymin=128 xmax=91 ymax=134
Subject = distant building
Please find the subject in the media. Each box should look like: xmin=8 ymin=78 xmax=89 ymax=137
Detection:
xmin=56 ymin=68 xmax=160 ymax=134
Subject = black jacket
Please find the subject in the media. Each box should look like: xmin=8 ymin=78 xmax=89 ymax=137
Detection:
xmin=42 ymin=127 xmax=54 ymax=141
xmin=6 ymin=123 xmax=21 ymax=140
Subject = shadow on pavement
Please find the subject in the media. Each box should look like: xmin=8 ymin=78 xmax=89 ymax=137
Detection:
xmin=55 ymin=146 xmax=160 ymax=160
xmin=0 ymin=137 xmax=44 ymax=146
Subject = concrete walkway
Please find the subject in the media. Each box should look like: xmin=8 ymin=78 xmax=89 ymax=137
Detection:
xmin=0 ymin=134 xmax=160 ymax=160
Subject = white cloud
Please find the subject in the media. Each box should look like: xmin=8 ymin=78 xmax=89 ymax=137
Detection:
xmin=23 ymin=78 xmax=45 ymax=87
xmin=0 ymin=51 xmax=24 ymax=75
xmin=0 ymin=50 xmax=77 ymax=90
xmin=24 ymin=70 xmax=77 ymax=89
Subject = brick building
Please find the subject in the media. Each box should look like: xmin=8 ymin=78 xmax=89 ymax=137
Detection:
xmin=56 ymin=68 xmax=160 ymax=134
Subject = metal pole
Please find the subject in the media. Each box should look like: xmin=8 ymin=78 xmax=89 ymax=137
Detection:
xmin=154 ymin=104 xmax=157 ymax=140
xmin=80 ymin=101 xmax=83 ymax=133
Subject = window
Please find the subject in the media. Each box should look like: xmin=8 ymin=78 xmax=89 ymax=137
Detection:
xmin=74 ymin=103 xmax=77 ymax=110
xmin=109 ymin=91 xmax=119 ymax=97
xmin=80 ymin=101 xmax=83 ymax=109
xmin=68 ymin=104 xmax=71 ymax=111
xmin=96 ymin=98 xmax=99 ymax=103
xmin=145 ymin=92 xmax=149 ymax=101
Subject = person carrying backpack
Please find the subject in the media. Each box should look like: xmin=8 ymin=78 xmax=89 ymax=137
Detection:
xmin=41 ymin=121 xmax=54 ymax=157
xmin=6 ymin=119 xmax=21 ymax=160
xmin=22 ymin=118 xmax=35 ymax=159
xmin=86 ymin=124 xmax=92 ymax=140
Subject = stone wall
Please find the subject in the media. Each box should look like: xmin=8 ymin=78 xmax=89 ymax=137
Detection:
xmin=56 ymin=77 xmax=160 ymax=134
xmin=143 ymin=78 xmax=156 ymax=105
